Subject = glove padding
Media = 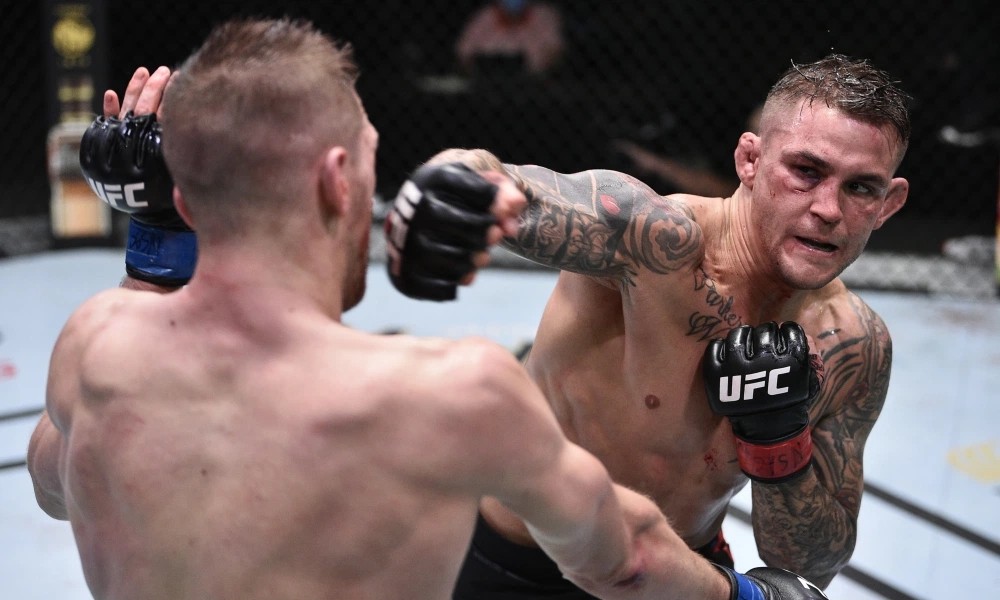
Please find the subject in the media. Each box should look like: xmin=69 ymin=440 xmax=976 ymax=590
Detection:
xmin=703 ymin=321 xmax=822 ymax=482
xmin=384 ymin=163 xmax=497 ymax=301
xmin=716 ymin=565 xmax=829 ymax=600
xmin=80 ymin=112 xmax=179 ymax=223
xmin=79 ymin=112 xmax=196 ymax=286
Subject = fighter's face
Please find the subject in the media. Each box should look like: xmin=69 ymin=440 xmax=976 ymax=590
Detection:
xmin=749 ymin=102 xmax=907 ymax=289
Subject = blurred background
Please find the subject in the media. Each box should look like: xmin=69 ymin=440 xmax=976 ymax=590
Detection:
xmin=1 ymin=0 xmax=998 ymax=296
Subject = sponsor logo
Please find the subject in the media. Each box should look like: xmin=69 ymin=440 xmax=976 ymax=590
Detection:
xmin=386 ymin=180 xmax=421 ymax=250
xmin=717 ymin=366 xmax=791 ymax=402
xmin=85 ymin=177 xmax=148 ymax=210
xmin=797 ymin=574 xmax=828 ymax=597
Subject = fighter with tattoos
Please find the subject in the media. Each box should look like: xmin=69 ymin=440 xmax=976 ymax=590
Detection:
xmin=385 ymin=54 xmax=910 ymax=597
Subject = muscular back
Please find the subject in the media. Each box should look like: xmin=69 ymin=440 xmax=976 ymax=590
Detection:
xmin=45 ymin=286 xmax=529 ymax=600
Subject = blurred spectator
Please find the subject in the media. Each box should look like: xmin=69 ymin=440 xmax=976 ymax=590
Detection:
xmin=455 ymin=0 xmax=566 ymax=77
xmin=613 ymin=104 xmax=762 ymax=198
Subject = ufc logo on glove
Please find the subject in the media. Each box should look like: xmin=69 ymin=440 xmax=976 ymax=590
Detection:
xmin=85 ymin=178 xmax=149 ymax=210
xmin=716 ymin=366 xmax=791 ymax=402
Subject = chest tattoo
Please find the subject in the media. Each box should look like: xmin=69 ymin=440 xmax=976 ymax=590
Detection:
xmin=688 ymin=268 xmax=744 ymax=341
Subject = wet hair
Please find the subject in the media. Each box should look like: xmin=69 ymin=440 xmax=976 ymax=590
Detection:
xmin=765 ymin=54 xmax=912 ymax=154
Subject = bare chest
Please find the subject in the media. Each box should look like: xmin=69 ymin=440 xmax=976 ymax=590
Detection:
xmin=530 ymin=315 xmax=748 ymax=542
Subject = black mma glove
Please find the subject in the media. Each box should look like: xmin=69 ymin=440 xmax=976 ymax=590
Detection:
xmin=80 ymin=111 xmax=196 ymax=286
xmin=703 ymin=321 xmax=822 ymax=483
xmin=715 ymin=565 xmax=829 ymax=600
xmin=384 ymin=162 xmax=498 ymax=301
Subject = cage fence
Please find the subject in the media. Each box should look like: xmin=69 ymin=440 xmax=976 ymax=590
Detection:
xmin=2 ymin=0 xmax=997 ymax=297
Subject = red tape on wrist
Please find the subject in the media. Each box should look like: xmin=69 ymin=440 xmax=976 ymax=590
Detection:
xmin=736 ymin=427 xmax=812 ymax=483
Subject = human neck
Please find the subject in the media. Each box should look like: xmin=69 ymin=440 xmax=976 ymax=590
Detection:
xmin=717 ymin=186 xmax=802 ymax=318
xmin=188 ymin=238 xmax=347 ymax=321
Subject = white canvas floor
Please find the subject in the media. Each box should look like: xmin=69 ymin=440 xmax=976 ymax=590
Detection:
xmin=1 ymin=248 xmax=998 ymax=599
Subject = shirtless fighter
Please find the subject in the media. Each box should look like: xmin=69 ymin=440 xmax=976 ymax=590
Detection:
xmin=386 ymin=53 xmax=910 ymax=596
xmin=26 ymin=17 xmax=828 ymax=600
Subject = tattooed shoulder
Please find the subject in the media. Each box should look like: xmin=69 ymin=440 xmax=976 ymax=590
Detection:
xmin=813 ymin=292 xmax=893 ymax=419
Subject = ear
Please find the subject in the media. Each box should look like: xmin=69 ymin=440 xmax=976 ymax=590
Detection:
xmin=173 ymin=187 xmax=195 ymax=229
xmin=873 ymin=176 xmax=909 ymax=230
xmin=734 ymin=132 xmax=760 ymax=186
xmin=319 ymin=146 xmax=350 ymax=224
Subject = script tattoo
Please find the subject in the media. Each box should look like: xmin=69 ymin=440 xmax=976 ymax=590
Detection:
xmin=501 ymin=165 xmax=701 ymax=286
xmin=687 ymin=268 xmax=744 ymax=341
xmin=750 ymin=295 xmax=892 ymax=586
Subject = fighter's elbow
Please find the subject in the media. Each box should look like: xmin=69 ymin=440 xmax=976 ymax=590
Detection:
xmin=27 ymin=456 xmax=69 ymax=520
xmin=32 ymin=480 xmax=69 ymax=520
xmin=26 ymin=419 xmax=69 ymax=520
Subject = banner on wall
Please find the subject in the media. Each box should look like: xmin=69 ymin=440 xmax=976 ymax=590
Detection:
xmin=44 ymin=0 xmax=113 ymax=247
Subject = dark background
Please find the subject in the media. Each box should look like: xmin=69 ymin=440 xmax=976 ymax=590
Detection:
xmin=2 ymin=0 xmax=998 ymax=257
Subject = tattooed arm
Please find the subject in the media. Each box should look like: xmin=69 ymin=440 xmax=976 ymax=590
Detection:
xmin=425 ymin=148 xmax=703 ymax=286
xmin=750 ymin=296 xmax=892 ymax=588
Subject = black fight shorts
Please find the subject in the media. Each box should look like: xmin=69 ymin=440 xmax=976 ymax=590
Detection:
xmin=452 ymin=514 xmax=735 ymax=599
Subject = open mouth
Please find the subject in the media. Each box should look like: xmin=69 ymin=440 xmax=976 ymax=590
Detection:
xmin=796 ymin=236 xmax=838 ymax=253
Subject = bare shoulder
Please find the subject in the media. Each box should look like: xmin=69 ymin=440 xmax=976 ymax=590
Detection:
xmin=374 ymin=335 xmax=561 ymax=489
xmin=46 ymin=288 xmax=137 ymax=424
xmin=54 ymin=288 xmax=135 ymax=352
xmin=390 ymin=336 xmax=541 ymax=419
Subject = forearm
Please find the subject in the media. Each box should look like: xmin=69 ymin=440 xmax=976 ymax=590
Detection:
xmin=421 ymin=149 xmax=579 ymax=270
xmin=420 ymin=150 xmax=700 ymax=283
xmin=750 ymin=469 xmax=856 ymax=588
xmin=568 ymin=485 xmax=729 ymax=600
xmin=26 ymin=412 xmax=68 ymax=520
xmin=576 ymin=487 xmax=730 ymax=600
xmin=750 ymin=301 xmax=890 ymax=587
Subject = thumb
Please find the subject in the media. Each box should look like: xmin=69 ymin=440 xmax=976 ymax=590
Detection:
xmin=480 ymin=171 xmax=526 ymax=237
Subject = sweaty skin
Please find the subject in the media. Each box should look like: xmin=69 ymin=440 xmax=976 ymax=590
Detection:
xmin=433 ymin=98 xmax=906 ymax=587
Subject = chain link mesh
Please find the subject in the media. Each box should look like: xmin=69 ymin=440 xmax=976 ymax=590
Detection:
xmin=2 ymin=0 xmax=997 ymax=295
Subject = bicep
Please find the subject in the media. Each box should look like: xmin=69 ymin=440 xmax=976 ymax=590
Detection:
xmin=810 ymin=306 xmax=893 ymax=517
xmin=504 ymin=166 xmax=703 ymax=286
xmin=503 ymin=440 xmax=616 ymax=536
xmin=463 ymin=342 xmax=614 ymax=527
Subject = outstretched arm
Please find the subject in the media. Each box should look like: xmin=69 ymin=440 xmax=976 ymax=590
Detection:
xmin=750 ymin=300 xmax=892 ymax=587
xmin=456 ymin=341 xmax=728 ymax=599
xmin=466 ymin=341 xmax=827 ymax=599
xmin=425 ymin=149 xmax=704 ymax=287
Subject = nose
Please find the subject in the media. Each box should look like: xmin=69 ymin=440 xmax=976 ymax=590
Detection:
xmin=809 ymin=180 xmax=843 ymax=225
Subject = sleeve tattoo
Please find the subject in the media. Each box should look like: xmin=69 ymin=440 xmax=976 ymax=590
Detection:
xmin=751 ymin=297 xmax=893 ymax=584
xmin=501 ymin=164 xmax=703 ymax=286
